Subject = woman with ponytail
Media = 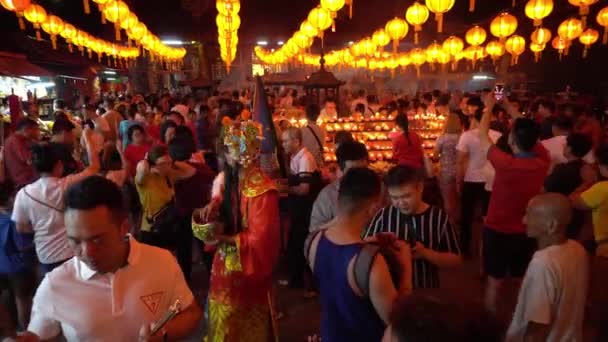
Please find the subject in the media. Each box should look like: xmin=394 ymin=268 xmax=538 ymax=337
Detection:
xmin=392 ymin=111 xmax=424 ymax=169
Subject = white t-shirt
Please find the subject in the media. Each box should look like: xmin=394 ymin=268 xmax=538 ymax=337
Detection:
xmin=28 ymin=236 xmax=195 ymax=341
xmin=506 ymin=240 xmax=588 ymax=342
xmin=290 ymin=147 xmax=317 ymax=175
xmin=456 ymin=128 xmax=502 ymax=183
xmin=301 ymin=124 xmax=326 ymax=168
xmin=12 ymin=171 xmax=95 ymax=264
xmin=541 ymin=135 xmax=595 ymax=173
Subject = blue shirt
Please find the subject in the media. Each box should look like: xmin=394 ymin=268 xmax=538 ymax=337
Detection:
xmin=0 ymin=213 xmax=35 ymax=274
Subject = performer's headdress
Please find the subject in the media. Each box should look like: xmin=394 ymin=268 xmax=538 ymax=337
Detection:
xmin=221 ymin=117 xmax=263 ymax=167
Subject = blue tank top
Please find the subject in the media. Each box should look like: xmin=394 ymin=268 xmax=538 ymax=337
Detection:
xmin=314 ymin=232 xmax=385 ymax=342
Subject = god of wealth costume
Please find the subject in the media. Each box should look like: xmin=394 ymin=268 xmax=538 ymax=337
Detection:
xmin=193 ymin=119 xmax=280 ymax=342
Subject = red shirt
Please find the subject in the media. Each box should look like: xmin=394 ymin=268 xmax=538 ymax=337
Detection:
xmin=3 ymin=133 xmax=36 ymax=190
xmin=485 ymin=143 xmax=550 ymax=234
xmin=124 ymin=144 xmax=150 ymax=177
xmin=392 ymin=131 xmax=424 ymax=169
xmin=146 ymin=124 xmax=161 ymax=142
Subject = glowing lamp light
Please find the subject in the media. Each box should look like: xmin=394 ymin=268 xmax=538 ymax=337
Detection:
xmin=530 ymin=42 xmax=545 ymax=62
xmin=557 ymin=18 xmax=583 ymax=53
xmin=551 ymin=36 xmax=568 ymax=60
xmin=385 ymin=17 xmax=409 ymax=54
xmin=505 ymin=35 xmax=526 ymax=65
xmin=568 ymin=0 xmax=598 ymax=27
xmin=531 ymin=27 xmax=552 ymax=45
xmin=372 ymin=29 xmax=391 ymax=51
xmin=23 ymin=4 xmax=47 ymax=40
xmin=425 ymin=0 xmax=455 ymax=33
xmin=308 ymin=6 xmax=333 ymax=39
xmin=466 ymin=25 xmax=487 ymax=46
xmin=597 ymin=6 xmax=608 ymax=44
xmin=490 ymin=12 xmax=518 ymax=42
xmin=0 ymin=0 xmax=31 ymax=30
xmin=485 ymin=40 xmax=505 ymax=62
xmin=442 ymin=36 xmax=464 ymax=56
xmin=216 ymin=0 xmax=241 ymax=16
xmin=525 ymin=0 xmax=553 ymax=27
xmin=579 ymin=28 xmax=599 ymax=57
xmin=300 ymin=20 xmax=319 ymax=38
xmin=320 ymin=0 xmax=345 ymax=32
xmin=102 ymin=1 xmax=129 ymax=41
xmin=406 ymin=2 xmax=429 ymax=44
xmin=41 ymin=15 xmax=64 ymax=49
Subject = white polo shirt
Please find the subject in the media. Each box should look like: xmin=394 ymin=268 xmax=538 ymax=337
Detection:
xmin=290 ymin=147 xmax=317 ymax=175
xmin=12 ymin=171 xmax=95 ymax=264
xmin=28 ymin=236 xmax=195 ymax=341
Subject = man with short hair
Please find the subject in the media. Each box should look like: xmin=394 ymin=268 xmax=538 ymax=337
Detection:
xmin=307 ymin=168 xmax=413 ymax=342
xmin=282 ymin=127 xmax=319 ymax=289
xmin=12 ymin=128 xmax=100 ymax=273
xmin=50 ymin=119 xmax=80 ymax=177
xmin=3 ymin=118 xmax=40 ymax=191
xmin=301 ymin=103 xmax=326 ymax=168
xmin=506 ymin=193 xmax=588 ymax=342
xmin=541 ymin=116 xmax=574 ymax=171
xmin=537 ymin=99 xmax=557 ymax=140
xmin=310 ymin=141 xmax=368 ymax=232
xmin=364 ymin=165 xmax=462 ymax=289
xmin=19 ymin=176 xmax=202 ymax=341
xmin=479 ymin=98 xmax=550 ymax=313
xmin=350 ymin=89 xmax=368 ymax=115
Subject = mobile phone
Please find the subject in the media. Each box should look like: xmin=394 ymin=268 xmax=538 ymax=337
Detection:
xmin=493 ymin=84 xmax=505 ymax=101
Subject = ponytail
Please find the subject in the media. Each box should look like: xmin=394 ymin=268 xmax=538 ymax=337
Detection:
xmin=395 ymin=112 xmax=411 ymax=145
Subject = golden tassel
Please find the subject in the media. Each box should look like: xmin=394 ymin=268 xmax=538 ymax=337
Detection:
xmin=583 ymin=47 xmax=588 ymax=59
xmin=469 ymin=0 xmax=475 ymax=12
xmin=36 ymin=30 xmax=41 ymax=41
xmin=18 ymin=15 xmax=25 ymax=30
xmin=437 ymin=14 xmax=443 ymax=33
xmin=83 ymin=0 xmax=90 ymax=14
xmin=51 ymin=36 xmax=57 ymax=50
xmin=512 ymin=0 xmax=516 ymax=7
xmin=603 ymin=28 xmax=608 ymax=45
xmin=115 ymin=22 xmax=121 ymax=41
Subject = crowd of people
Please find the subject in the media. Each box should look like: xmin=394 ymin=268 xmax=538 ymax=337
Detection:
xmin=0 ymin=84 xmax=606 ymax=341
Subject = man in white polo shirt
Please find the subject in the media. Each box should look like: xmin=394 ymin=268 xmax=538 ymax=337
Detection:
xmin=17 ymin=176 xmax=202 ymax=341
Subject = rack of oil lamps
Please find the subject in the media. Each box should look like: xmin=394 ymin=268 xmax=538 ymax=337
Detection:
xmin=317 ymin=112 xmax=446 ymax=163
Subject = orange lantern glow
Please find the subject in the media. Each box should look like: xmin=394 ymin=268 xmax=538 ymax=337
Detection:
xmin=530 ymin=42 xmax=545 ymax=62
xmin=525 ymin=0 xmax=553 ymax=27
xmin=579 ymin=28 xmax=599 ymax=57
xmin=294 ymin=31 xmax=313 ymax=49
xmin=372 ymin=29 xmax=391 ymax=51
xmin=0 ymin=0 xmax=31 ymax=30
xmin=568 ymin=0 xmax=598 ymax=27
xmin=531 ymin=27 xmax=552 ymax=45
xmin=41 ymin=15 xmax=64 ymax=49
xmin=551 ymin=36 xmax=568 ymax=60
xmin=103 ymin=1 xmax=129 ymax=41
xmin=308 ymin=6 xmax=333 ymax=39
xmin=119 ymin=11 xmax=138 ymax=31
xmin=442 ymin=36 xmax=464 ymax=55
xmin=597 ymin=6 xmax=608 ymax=44
xmin=60 ymin=23 xmax=77 ymax=52
xmin=485 ymin=40 xmax=505 ymax=61
xmin=466 ymin=25 xmax=487 ymax=46
xmin=558 ymin=18 xmax=583 ymax=41
xmin=23 ymin=4 xmax=47 ymax=40
xmin=505 ymin=35 xmax=526 ymax=64
xmin=425 ymin=0 xmax=455 ymax=33
xmin=345 ymin=0 xmax=353 ymax=19
xmin=426 ymin=41 xmax=442 ymax=64
xmin=385 ymin=17 xmax=409 ymax=54
xmin=128 ymin=21 xmax=147 ymax=43
xmin=300 ymin=20 xmax=319 ymax=38
xmin=320 ymin=0 xmax=345 ymax=32
xmin=463 ymin=45 xmax=485 ymax=68
xmin=406 ymin=1 xmax=429 ymax=44
xmin=410 ymin=48 xmax=426 ymax=77
xmin=490 ymin=12 xmax=518 ymax=42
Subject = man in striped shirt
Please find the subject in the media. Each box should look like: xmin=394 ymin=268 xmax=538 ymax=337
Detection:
xmin=364 ymin=165 xmax=462 ymax=289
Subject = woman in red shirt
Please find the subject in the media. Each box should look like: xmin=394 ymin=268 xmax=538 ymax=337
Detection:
xmin=123 ymin=124 xmax=151 ymax=177
xmin=392 ymin=111 xmax=424 ymax=169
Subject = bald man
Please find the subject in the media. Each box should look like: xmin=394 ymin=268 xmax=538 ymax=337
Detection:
xmin=506 ymin=193 xmax=589 ymax=342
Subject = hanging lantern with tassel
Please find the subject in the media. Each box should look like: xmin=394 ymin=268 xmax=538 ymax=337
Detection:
xmin=409 ymin=48 xmax=426 ymax=77
xmin=23 ymin=4 xmax=47 ymax=40
xmin=103 ymin=1 xmax=129 ymax=41
xmin=558 ymin=18 xmax=583 ymax=55
xmin=525 ymin=0 xmax=553 ymax=27
xmin=552 ymin=36 xmax=568 ymax=60
xmin=425 ymin=0 xmax=455 ymax=33
xmin=41 ymin=15 xmax=64 ymax=50
xmin=568 ymin=0 xmax=598 ymax=28
xmin=320 ymin=0 xmax=345 ymax=32
xmin=385 ymin=17 xmax=408 ymax=55
xmin=531 ymin=27 xmax=552 ymax=45
xmin=60 ymin=23 xmax=77 ymax=52
xmin=300 ymin=20 xmax=319 ymax=38
xmin=406 ymin=2 xmax=429 ymax=45
xmin=530 ymin=42 xmax=545 ymax=62
xmin=485 ymin=40 xmax=505 ymax=64
xmin=0 ymin=0 xmax=31 ymax=30
xmin=466 ymin=25 xmax=487 ymax=46
xmin=490 ymin=12 xmax=518 ymax=43
xmin=92 ymin=0 xmax=111 ymax=24
xmin=505 ymin=35 xmax=526 ymax=65
xmin=372 ymin=29 xmax=391 ymax=52
xmin=308 ymin=6 xmax=333 ymax=44
xmin=579 ymin=28 xmax=599 ymax=58
xmin=597 ymin=6 xmax=608 ymax=45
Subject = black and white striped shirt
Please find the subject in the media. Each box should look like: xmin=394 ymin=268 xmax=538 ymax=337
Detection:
xmin=363 ymin=205 xmax=461 ymax=289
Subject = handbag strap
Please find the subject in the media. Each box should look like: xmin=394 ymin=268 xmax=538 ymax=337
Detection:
xmin=306 ymin=125 xmax=323 ymax=153
xmin=23 ymin=188 xmax=65 ymax=213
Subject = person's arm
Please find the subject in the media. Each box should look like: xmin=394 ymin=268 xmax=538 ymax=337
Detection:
xmin=64 ymin=128 xmax=101 ymax=185
xmin=12 ymin=191 xmax=33 ymax=234
xmin=309 ymin=188 xmax=331 ymax=233
xmin=501 ymin=97 xmax=523 ymax=119
xmin=479 ymin=102 xmax=494 ymax=151
xmin=414 ymin=214 xmax=462 ymax=268
xmin=571 ymin=181 xmax=604 ymax=210
xmin=135 ymin=159 xmax=150 ymax=186
xmin=168 ymin=161 xmax=196 ymax=182
xmin=24 ymin=276 xmax=62 ymax=341
xmin=368 ymin=241 xmax=413 ymax=324
xmin=524 ymin=322 xmax=551 ymax=342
